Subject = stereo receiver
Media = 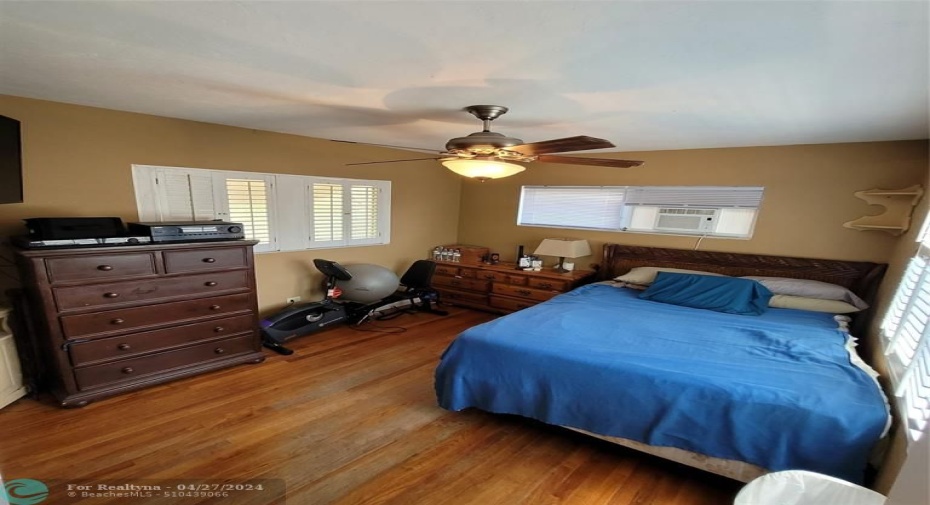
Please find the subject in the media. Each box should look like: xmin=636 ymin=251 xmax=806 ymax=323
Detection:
xmin=127 ymin=221 xmax=245 ymax=243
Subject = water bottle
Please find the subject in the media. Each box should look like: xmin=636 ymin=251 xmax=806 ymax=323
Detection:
xmin=432 ymin=246 xmax=442 ymax=261
xmin=453 ymin=249 xmax=462 ymax=263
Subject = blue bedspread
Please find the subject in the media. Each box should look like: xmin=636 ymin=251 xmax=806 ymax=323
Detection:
xmin=435 ymin=284 xmax=888 ymax=483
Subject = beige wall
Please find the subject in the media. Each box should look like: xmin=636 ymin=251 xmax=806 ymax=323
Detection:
xmin=458 ymin=141 xmax=928 ymax=268
xmin=0 ymin=95 xmax=462 ymax=313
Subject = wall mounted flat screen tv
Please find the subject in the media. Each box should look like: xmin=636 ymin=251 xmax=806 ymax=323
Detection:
xmin=0 ymin=115 xmax=23 ymax=204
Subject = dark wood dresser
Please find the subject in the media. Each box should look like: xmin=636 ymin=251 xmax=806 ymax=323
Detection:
xmin=14 ymin=240 xmax=265 ymax=407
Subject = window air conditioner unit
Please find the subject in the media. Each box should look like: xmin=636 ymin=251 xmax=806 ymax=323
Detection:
xmin=654 ymin=208 xmax=718 ymax=232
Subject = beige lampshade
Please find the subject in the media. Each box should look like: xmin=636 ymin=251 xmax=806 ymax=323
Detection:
xmin=441 ymin=159 xmax=525 ymax=181
xmin=533 ymin=239 xmax=591 ymax=272
xmin=533 ymin=238 xmax=592 ymax=259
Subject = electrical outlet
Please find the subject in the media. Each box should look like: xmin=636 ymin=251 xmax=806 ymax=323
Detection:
xmin=286 ymin=296 xmax=301 ymax=305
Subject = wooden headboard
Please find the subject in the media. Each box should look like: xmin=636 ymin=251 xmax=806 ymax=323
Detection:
xmin=598 ymin=244 xmax=888 ymax=338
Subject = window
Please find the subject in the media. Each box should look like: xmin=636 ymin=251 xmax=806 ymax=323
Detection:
xmin=881 ymin=212 xmax=930 ymax=442
xmin=307 ymin=178 xmax=390 ymax=248
xmin=132 ymin=165 xmax=391 ymax=253
xmin=517 ymin=186 xmax=764 ymax=238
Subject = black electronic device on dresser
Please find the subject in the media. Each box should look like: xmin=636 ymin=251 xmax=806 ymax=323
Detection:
xmin=128 ymin=221 xmax=245 ymax=243
xmin=13 ymin=217 xmax=151 ymax=249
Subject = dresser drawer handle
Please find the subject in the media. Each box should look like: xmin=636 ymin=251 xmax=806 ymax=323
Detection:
xmin=97 ymin=265 xmax=113 ymax=271
xmin=538 ymin=283 xmax=552 ymax=289
xmin=484 ymin=274 xmax=495 ymax=279
xmin=517 ymin=289 xmax=532 ymax=296
xmin=121 ymin=367 xmax=134 ymax=374
xmin=450 ymin=280 xmax=461 ymax=286
xmin=110 ymin=318 xmax=125 ymax=325
xmin=213 ymin=326 xmax=224 ymax=333
xmin=117 ymin=343 xmax=131 ymax=351
xmin=204 ymin=281 xmax=218 ymax=287
xmin=103 ymin=292 xmax=120 ymax=299
xmin=214 ymin=347 xmax=225 ymax=355
xmin=202 ymin=258 xmax=217 ymax=263
xmin=209 ymin=304 xmax=222 ymax=311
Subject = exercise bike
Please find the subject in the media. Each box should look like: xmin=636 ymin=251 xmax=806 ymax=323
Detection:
xmin=260 ymin=259 xmax=446 ymax=355
xmin=259 ymin=259 xmax=353 ymax=355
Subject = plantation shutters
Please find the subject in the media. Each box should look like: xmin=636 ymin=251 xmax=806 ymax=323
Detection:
xmin=132 ymin=165 xmax=393 ymax=253
xmin=308 ymin=180 xmax=388 ymax=247
xmin=881 ymin=215 xmax=930 ymax=442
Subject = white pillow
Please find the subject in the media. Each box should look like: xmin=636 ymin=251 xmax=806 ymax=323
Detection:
xmin=614 ymin=267 xmax=724 ymax=286
xmin=769 ymin=295 xmax=861 ymax=314
xmin=743 ymin=276 xmax=869 ymax=310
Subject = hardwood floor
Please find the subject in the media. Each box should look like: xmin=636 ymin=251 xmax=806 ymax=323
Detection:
xmin=0 ymin=307 xmax=743 ymax=504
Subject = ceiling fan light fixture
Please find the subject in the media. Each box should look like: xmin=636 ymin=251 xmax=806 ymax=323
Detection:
xmin=441 ymin=159 xmax=525 ymax=182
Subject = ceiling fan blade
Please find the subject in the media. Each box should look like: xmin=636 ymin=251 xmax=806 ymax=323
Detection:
xmin=508 ymin=136 xmax=616 ymax=155
xmin=345 ymin=157 xmax=443 ymax=166
xmin=536 ymin=155 xmax=644 ymax=168
xmin=332 ymin=139 xmax=441 ymax=154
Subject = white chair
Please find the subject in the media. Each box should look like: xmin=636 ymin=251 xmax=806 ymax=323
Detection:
xmin=734 ymin=470 xmax=886 ymax=505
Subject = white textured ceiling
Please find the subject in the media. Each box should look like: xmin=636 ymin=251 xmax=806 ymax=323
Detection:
xmin=1 ymin=1 xmax=927 ymax=155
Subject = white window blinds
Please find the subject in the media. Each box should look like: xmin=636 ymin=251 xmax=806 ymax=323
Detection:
xmin=624 ymin=186 xmax=764 ymax=208
xmin=518 ymin=186 xmax=627 ymax=230
xmin=882 ymin=215 xmax=930 ymax=442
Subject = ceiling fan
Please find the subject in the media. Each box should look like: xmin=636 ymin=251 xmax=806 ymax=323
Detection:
xmin=335 ymin=105 xmax=645 ymax=181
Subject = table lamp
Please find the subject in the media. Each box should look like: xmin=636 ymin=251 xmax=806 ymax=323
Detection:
xmin=533 ymin=238 xmax=591 ymax=273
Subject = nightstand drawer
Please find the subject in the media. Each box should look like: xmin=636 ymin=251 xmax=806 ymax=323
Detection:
xmin=491 ymin=283 xmax=559 ymax=302
xmin=74 ymin=334 xmax=255 ymax=391
xmin=69 ymin=314 xmax=256 ymax=366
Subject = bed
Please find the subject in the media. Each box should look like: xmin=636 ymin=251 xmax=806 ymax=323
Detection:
xmin=434 ymin=244 xmax=890 ymax=484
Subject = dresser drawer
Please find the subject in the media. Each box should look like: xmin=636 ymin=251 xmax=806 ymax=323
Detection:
xmin=46 ymin=253 xmax=157 ymax=283
xmin=61 ymin=292 xmax=254 ymax=339
xmin=54 ymin=270 xmax=250 ymax=311
xmin=163 ymin=247 xmax=248 ymax=273
xmin=504 ymin=274 xmax=528 ymax=286
xmin=527 ymin=278 xmax=570 ymax=291
xmin=489 ymin=295 xmax=535 ymax=312
xmin=69 ymin=314 xmax=256 ymax=366
xmin=437 ymin=289 xmax=488 ymax=306
xmin=491 ymin=283 xmax=559 ymax=302
xmin=432 ymin=275 xmax=490 ymax=292
xmin=474 ymin=270 xmax=507 ymax=282
xmin=74 ymin=334 xmax=255 ymax=390
xmin=434 ymin=265 xmax=460 ymax=276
